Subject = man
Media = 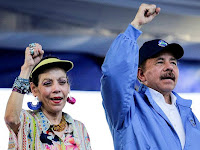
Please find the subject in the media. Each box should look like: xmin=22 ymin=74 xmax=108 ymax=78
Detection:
xmin=101 ymin=3 xmax=200 ymax=150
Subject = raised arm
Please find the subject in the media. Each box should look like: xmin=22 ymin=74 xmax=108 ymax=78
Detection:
xmin=131 ymin=3 xmax=160 ymax=29
xmin=4 ymin=43 xmax=44 ymax=134
xmin=101 ymin=3 xmax=160 ymax=130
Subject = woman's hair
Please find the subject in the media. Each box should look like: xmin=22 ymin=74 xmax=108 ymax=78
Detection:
xmin=30 ymin=56 xmax=67 ymax=87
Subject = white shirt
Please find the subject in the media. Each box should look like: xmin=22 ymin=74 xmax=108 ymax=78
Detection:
xmin=149 ymin=88 xmax=185 ymax=149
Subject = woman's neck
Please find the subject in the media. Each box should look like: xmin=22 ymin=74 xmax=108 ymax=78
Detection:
xmin=41 ymin=108 xmax=63 ymax=125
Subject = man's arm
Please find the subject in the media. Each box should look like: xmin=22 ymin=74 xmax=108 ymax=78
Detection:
xmin=101 ymin=3 xmax=160 ymax=130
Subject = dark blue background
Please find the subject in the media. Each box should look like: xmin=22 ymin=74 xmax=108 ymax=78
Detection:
xmin=1 ymin=49 xmax=200 ymax=93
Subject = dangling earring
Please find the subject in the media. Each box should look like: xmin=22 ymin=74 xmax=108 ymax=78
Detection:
xmin=67 ymin=94 xmax=76 ymax=104
xmin=27 ymin=97 xmax=42 ymax=110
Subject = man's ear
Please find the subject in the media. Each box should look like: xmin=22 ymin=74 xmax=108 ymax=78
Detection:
xmin=30 ymin=82 xmax=38 ymax=97
xmin=137 ymin=67 xmax=146 ymax=82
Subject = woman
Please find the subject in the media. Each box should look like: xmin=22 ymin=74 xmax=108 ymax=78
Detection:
xmin=4 ymin=43 xmax=91 ymax=149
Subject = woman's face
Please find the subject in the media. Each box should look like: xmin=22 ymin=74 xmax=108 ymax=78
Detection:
xmin=32 ymin=67 xmax=70 ymax=114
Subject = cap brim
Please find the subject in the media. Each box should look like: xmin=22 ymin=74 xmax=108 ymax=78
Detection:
xmin=163 ymin=43 xmax=184 ymax=60
xmin=30 ymin=58 xmax=73 ymax=79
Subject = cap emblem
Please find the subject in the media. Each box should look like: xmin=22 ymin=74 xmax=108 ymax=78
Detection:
xmin=158 ymin=40 xmax=168 ymax=47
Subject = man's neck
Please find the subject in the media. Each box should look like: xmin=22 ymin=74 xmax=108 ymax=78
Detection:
xmin=163 ymin=93 xmax=172 ymax=104
xmin=148 ymin=87 xmax=172 ymax=104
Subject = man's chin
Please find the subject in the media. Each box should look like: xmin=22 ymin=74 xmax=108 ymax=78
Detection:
xmin=162 ymin=85 xmax=176 ymax=93
xmin=161 ymin=79 xmax=176 ymax=86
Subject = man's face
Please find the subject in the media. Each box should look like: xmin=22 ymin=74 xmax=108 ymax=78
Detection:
xmin=138 ymin=51 xmax=179 ymax=95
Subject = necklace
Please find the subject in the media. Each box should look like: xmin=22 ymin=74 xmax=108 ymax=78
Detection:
xmin=52 ymin=115 xmax=67 ymax=132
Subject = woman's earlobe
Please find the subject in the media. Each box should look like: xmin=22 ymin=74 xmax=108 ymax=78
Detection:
xmin=30 ymin=82 xmax=38 ymax=96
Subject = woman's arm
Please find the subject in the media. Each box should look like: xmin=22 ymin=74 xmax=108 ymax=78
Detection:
xmin=4 ymin=44 xmax=44 ymax=134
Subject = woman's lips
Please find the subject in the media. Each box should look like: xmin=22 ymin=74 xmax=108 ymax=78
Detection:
xmin=50 ymin=97 xmax=63 ymax=103
xmin=52 ymin=100 xmax=61 ymax=104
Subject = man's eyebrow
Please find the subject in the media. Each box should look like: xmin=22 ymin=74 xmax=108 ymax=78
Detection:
xmin=170 ymin=57 xmax=177 ymax=61
xmin=155 ymin=56 xmax=177 ymax=61
xmin=156 ymin=57 xmax=164 ymax=61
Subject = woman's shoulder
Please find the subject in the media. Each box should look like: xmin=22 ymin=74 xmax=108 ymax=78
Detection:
xmin=20 ymin=109 xmax=43 ymax=120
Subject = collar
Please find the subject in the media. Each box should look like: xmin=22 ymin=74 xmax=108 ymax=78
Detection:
xmin=172 ymin=92 xmax=192 ymax=107
xmin=138 ymin=84 xmax=192 ymax=108
xmin=33 ymin=110 xmax=74 ymax=132
xmin=149 ymin=87 xmax=177 ymax=107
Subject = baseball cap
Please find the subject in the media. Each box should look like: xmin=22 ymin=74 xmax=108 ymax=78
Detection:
xmin=139 ymin=39 xmax=184 ymax=66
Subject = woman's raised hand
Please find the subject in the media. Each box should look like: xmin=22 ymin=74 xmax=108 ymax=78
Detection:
xmin=20 ymin=43 xmax=44 ymax=78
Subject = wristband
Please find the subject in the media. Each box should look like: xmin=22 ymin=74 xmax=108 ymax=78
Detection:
xmin=12 ymin=76 xmax=30 ymax=94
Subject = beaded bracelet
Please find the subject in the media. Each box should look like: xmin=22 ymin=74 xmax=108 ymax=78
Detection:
xmin=12 ymin=76 xmax=30 ymax=94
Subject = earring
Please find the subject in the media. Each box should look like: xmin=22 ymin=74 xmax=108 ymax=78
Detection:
xmin=67 ymin=94 xmax=76 ymax=104
xmin=27 ymin=97 xmax=42 ymax=110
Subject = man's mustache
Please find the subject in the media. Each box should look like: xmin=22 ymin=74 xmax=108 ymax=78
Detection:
xmin=160 ymin=72 xmax=175 ymax=81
